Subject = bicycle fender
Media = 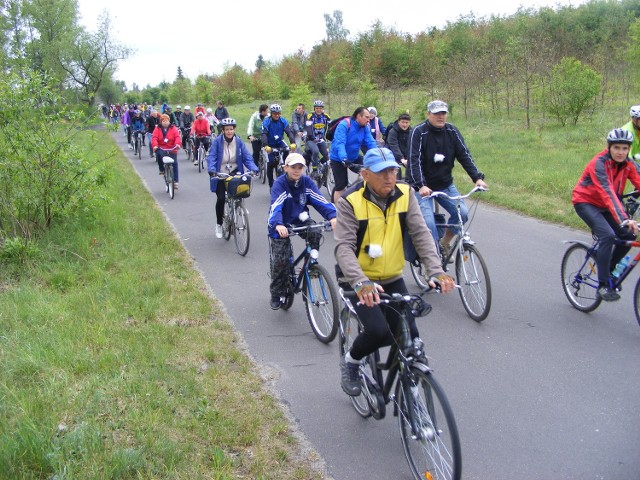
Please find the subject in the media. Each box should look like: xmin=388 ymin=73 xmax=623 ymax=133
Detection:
xmin=562 ymin=239 xmax=592 ymax=249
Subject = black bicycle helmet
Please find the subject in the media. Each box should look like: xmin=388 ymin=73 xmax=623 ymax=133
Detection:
xmin=607 ymin=128 xmax=633 ymax=145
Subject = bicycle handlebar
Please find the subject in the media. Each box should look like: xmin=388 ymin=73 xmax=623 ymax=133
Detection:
xmin=213 ymin=171 xmax=257 ymax=179
xmin=287 ymin=220 xmax=333 ymax=234
xmin=428 ymin=185 xmax=487 ymax=200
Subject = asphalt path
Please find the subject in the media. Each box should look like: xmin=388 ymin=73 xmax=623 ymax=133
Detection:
xmin=112 ymin=128 xmax=640 ymax=480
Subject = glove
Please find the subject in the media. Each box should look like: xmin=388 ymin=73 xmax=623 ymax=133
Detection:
xmin=289 ymin=143 xmax=297 ymax=151
xmin=265 ymin=146 xmax=273 ymax=153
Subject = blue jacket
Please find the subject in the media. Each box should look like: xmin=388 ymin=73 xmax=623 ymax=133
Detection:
xmin=131 ymin=117 xmax=145 ymax=131
xmin=329 ymin=117 xmax=377 ymax=163
xmin=267 ymin=174 xmax=337 ymax=238
xmin=261 ymin=116 xmax=295 ymax=147
xmin=207 ymin=135 xmax=258 ymax=191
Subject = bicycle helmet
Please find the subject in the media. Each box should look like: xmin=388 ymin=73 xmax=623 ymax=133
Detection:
xmin=368 ymin=106 xmax=377 ymax=115
xmin=134 ymin=109 xmax=141 ymax=115
xmin=184 ymin=105 xmax=191 ymax=110
xmin=630 ymin=105 xmax=640 ymax=118
xmin=206 ymin=107 xmax=213 ymax=113
xmin=270 ymin=103 xmax=282 ymax=113
xmin=176 ymin=105 xmax=182 ymax=109
xmin=313 ymin=100 xmax=324 ymax=108
xmin=606 ymin=128 xmax=633 ymax=145
xmin=220 ymin=117 xmax=237 ymax=127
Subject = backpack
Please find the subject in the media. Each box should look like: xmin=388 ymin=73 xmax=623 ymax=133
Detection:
xmin=326 ymin=116 xmax=350 ymax=141
xmin=383 ymin=121 xmax=397 ymax=144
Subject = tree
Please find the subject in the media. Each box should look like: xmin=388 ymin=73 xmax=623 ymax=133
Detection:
xmin=324 ymin=10 xmax=349 ymax=41
xmin=544 ymin=57 xmax=601 ymax=126
xmin=59 ymin=12 xmax=132 ymax=106
xmin=177 ymin=66 xmax=185 ymax=80
xmin=255 ymin=54 xmax=265 ymax=71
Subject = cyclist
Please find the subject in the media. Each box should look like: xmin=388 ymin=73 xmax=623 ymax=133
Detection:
xmin=247 ymin=104 xmax=269 ymax=166
xmin=572 ymin=128 xmax=640 ymax=301
xmin=123 ymin=104 xmax=135 ymax=147
xmin=145 ymin=110 xmax=160 ymax=157
xmin=407 ymin=99 xmax=487 ymax=258
xmin=261 ymin=103 xmax=297 ymax=189
xmin=164 ymin=106 xmax=177 ymax=126
xmin=329 ymin=106 xmax=377 ymax=203
xmin=385 ymin=112 xmax=412 ymax=168
xmin=179 ymin=105 xmax=195 ymax=152
xmin=195 ymin=103 xmax=205 ymax=116
xmin=151 ymin=113 xmax=182 ymax=188
xmin=205 ymin=107 xmax=219 ymax=132
xmin=130 ymin=110 xmax=146 ymax=148
xmin=621 ymin=105 xmax=640 ymax=161
xmin=190 ymin=110 xmax=212 ymax=164
xmin=267 ymin=153 xmax=337 ymax=310
xmin=365 ymin=106 xmax=386 ymax=150
xmin=206 ymin=118 xmax=258 ymax=238
xmin=334 ymin=147 xmax=455 ymax=396
xmin=304 ymin=100 xmax=331 ymax=172
xmin=292 ymin=103 xmax=307 ymax=151
xmin=174 ymin=105 xmax=183 ymax=126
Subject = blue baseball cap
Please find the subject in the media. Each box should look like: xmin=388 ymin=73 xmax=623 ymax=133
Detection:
xmin=363 ymin=148 xmax=399 ymax=173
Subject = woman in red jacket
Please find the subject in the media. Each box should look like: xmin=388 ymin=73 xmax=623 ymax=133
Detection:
xmin=152 ymin=114 xmax=182 ymax=187
xmin=572 ymin=128 xmax=640 ymax=301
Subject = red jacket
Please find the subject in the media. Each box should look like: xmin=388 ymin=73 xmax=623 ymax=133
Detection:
xmin=190 ymin=118 xmax=211 ymax=137
xmin=151 ymin=124 xmax=182 ymax=152
xmin=572 ymin=148 xmax=640 ymax=224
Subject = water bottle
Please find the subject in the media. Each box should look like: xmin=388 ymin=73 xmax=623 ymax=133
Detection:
xmin=612 ymin=255 xmax=631 ymax=278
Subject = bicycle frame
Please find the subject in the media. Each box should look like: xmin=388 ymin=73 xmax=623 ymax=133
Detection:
xmin=287 ymin=223 xmax=330 ymax=295
xmin=570 ymin=237 xmax=640 ymax=290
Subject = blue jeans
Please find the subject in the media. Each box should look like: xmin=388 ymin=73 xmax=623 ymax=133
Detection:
xmin=146 ymin=133 xmax=153 ymax=155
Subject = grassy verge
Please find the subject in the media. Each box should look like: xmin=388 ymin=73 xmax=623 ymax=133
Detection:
xmin=0 ymin=131 xmax=323 ymax=479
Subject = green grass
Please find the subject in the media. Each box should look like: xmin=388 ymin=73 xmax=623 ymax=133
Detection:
xmin=0 ymin=131 xmax=323 ymax=479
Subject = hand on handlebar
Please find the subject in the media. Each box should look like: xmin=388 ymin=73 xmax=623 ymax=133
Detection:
xmin=355 ymin=281 xmax=384 ymax=307
xmin=289 ymin=143 xmax=297 ymax=151
xmin=276 ymin=224 xmax=289 ymax=238
xmin=418 ymin=185 xmax=432 ymax=197
xmin=265 ymin=146 xmax=273 ymax=153
xmin=626 ymin=219 xmax=639 ymax=236
xmin=428 ymin=273 xmax=456 ymax=293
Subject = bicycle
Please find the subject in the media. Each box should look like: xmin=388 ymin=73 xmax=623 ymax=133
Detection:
xmin=561 ymin=191 xmax=640 ymax=324
xmin=271 ymin=146 xmax=289 ymax=179
xmin=258 ymin=147 xmax=268 ymax=184
xmin=195 ymin=135 xmax=209 ymax=173
xmin=271 ymin=221 xmax=339 ymax=343
xmin=216 ymin=172 xmax=253 ymax=256
xmin=158 ymin=147 xmax=179 ymax=199
xmin=133 ymin=130 xmax=143 ymax=160
xmin=183 ymin=129 xmax=195 ymax=163
xmin=338 ymin=288 xmax=462 ymax=480
xmin=410 ymin=186 xmax=491 ymax=322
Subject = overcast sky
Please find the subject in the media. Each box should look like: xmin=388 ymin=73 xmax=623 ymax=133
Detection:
xmin=76 ymin=0 xmax=587 ymax=89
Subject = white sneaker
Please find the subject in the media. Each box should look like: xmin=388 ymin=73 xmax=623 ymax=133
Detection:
xmin=215 ymin=225 xmax=223 ymax=238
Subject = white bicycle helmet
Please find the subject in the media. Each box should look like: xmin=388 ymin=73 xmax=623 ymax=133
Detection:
xmin=607 ymin=128 xmax=633 ymax=144
xmin=220 ymin=118 xmax=237 ymax=127
xmin=630 ymin=105 xmax=640 ymax=118
xmin=270 ymin=103 xmax=282 ymax=113
xmin=176 ymin=105 xmax=182 ymax=109
xmin=206 ymin=107 xmax=213 ymax=113
xmin=313 ymin=100 xmax=325 ymax=108
xmin=184 ymin=105 xmax=191 ymax=110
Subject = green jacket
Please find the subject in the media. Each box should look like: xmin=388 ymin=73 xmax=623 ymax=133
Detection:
xmin=247 ymin=110 xmax=265 ymax=138
xmin=622 ymin=121 xmax=640 ymax=160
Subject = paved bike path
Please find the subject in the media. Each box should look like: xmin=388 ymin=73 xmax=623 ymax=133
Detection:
xmin=112 ymin=128 xmax=640 ymax=480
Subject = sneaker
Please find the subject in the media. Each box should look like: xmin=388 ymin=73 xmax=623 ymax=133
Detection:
xmin=215 ymin=225 xmax=223 ymax=239
xmin=340 ymin=357 xmax=362 ymax=396
xmin=174 ymin=182 xmax=178 ymax=190
xmin=597 ymin=286 xmax=620 ymax=302
xmin=193 ymin=160 xmax=198 ymax=165
xmin=159 ymin=171 xmax=165 ymax=176
xmin=270 ymin=295 xmax=281 ymax=310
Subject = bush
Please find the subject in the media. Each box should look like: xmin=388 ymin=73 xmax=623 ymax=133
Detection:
xmin=0 ymin=71 xmax=112 ymax=240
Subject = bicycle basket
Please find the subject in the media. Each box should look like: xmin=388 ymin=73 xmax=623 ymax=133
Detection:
xmin=226 ymin=175 xmax=252 ymax=198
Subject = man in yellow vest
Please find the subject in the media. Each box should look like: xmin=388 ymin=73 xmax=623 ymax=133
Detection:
xmin=334 ymin=147 xmax=455 ymax=396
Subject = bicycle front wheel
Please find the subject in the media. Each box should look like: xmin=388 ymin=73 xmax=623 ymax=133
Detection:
xmin=455 ymin=244 xmax=491 ymax=322
xmin=198 ymin=147 xmax=203 ymax=173
xmin=260 ymin=150 xmax=268 ymax=184
xmin=222 ymin=200 xmax=232 ymax=240
xmin=409 ymin=258 xmax=430 ymax=290
xmin=166 ymin=166 xmax=174 ymax=199
xmin=303 ymin=264 xmax=339 ymax=343
xmin=561 ymin=243 xmax=601 ymax=312
xmin=233 ymin=202 xmax=250 ymax=256
xmin=338 ymin=308 xmax=371 ymax=417
xmin=398 ymin=367 xmax=462 ymax=480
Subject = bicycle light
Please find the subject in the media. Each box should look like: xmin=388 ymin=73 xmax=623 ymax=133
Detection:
xmin=310 ymin=249 xmax=319 ymax=260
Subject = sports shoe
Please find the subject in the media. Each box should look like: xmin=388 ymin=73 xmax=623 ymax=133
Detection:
xmin=270 ymin=295 xmax=281 ymax=310
xmin=597 ymin=286 xmax=620 ymax=302
xmin=193 ymin=160 xmax=198 ymax=165
xmin=340 ymin=357 xmax=361 ymax=396
xmin=215 ymin=225 xmax=223 ymax=239
xmin=173 ymin=182 xmax=178 ymax=190
xmin=159 ymin=171 xmax=165 ymax=176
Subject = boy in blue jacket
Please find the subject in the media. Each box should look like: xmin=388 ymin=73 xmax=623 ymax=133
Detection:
xmin=267 ymin=153 xmax=337 ymax=310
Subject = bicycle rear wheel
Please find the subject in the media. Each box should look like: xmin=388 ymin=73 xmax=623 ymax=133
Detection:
xmin=137 ymin=136 xmax=142 ymax=160
xmin=561 ymin=243 xmax=601 ymax=312
xmin=259 ymin=150 xmax=268 ymax=184
xmin=222 ymin=200 xmax=232 ymax=240
xmin=233 ymin=202 xmax=250 ymax=256
xmin=409 ymin=257 xmax=430 ymax=290
xmin=281 ymin=277 xmax=295 ymax=310
xmin=398 ymin=367 xmax=461 ymax=480
xmin=303 ymin=264 xmax=339 ymax=343
xmin=455 ymin=244 xmax=491 ymax=322
xmin=338 ymin=308 xmax=371 ymax=417
xmin=198 ymin=147 xmax=203 ymax=173
xmin=633 ymin=278 xmax=640 ymax=327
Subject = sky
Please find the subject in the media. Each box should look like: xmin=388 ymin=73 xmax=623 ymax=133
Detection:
xmin=76 ymin=0 xmax=587 ymax=89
